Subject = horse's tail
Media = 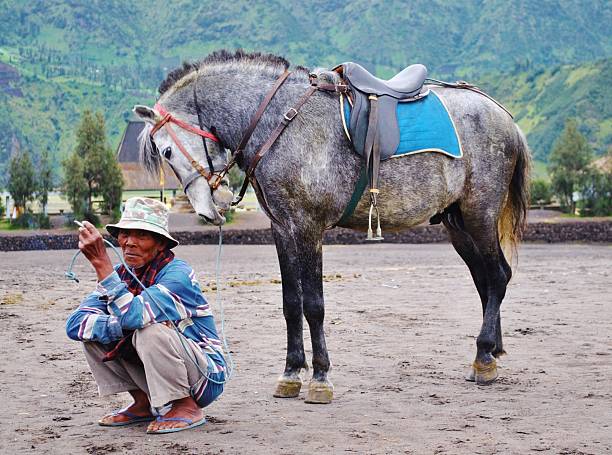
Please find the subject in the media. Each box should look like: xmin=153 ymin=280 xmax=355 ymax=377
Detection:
xmin=499 ymin=125 xmax=531 ymax=265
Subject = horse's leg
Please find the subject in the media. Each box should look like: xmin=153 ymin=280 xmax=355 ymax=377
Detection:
xmin=298 ymin=235 xmax=333 ymax=404
xmin=454 ymin=211 xmax=511 ymax=385
xmin=442 ymin=206 xmax=506 ymax=383
xmin=271 ymin=224 xmax=332 ymax=402
xmin=271 ymin=225 xmax=307 ymax=398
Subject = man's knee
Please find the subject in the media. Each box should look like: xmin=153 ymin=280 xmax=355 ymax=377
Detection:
xmin=132 ymin=323 xmax=173 ymax=351
xmin=82 ymin=341 xmax=107 ymax=360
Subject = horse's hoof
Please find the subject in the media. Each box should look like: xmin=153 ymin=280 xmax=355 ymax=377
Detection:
xmin=273 ymin=376 xmax=302 ymax=398
xmin=472 ymin=359 xmax=498 ymax=385
xmin=304 ymin=379 xmax=334 ymax=404
xmin=465 ymin=365 xmax=476 ymax=382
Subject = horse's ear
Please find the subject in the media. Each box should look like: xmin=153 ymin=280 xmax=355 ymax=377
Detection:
xmin=133 ymin=105 xmax=159 ymax=124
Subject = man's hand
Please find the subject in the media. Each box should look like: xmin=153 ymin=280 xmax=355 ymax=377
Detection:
xmin=78 ymin=221 xmax=114 ymax=281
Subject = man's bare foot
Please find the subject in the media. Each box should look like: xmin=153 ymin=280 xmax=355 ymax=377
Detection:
xmin=146 ymin=396 xmax=204 ymax=433
xmin=99 ymin=389 xmax=154 ymax=426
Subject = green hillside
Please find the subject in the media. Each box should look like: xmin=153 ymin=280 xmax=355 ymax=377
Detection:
xmin=0 ymin=0 xmax=610 ymax=181
xmin=480 ymin=58 xmax=612 ymax=160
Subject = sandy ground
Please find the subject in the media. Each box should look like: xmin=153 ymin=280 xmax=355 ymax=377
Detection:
xmin=0 ymin=243 xmax=610 ymax=455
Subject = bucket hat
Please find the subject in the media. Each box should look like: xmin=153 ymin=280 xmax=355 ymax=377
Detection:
xmin=106 ymin=197 xmax=179 ymax=248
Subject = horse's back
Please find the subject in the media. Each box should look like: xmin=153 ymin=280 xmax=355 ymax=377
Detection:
xmin=338 ymin=86 xmax=522 ymax=232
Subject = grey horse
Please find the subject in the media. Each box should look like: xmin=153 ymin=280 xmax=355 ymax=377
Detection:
xmin=134 ymin=50 xmax=530 ymax=404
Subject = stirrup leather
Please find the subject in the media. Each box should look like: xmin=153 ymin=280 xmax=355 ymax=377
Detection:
xmin=364 ymin=95 xmax=384 ymax=241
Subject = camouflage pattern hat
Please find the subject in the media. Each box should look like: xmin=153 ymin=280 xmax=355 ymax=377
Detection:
xmin=106 ymin=197 xmax=179 ymax=248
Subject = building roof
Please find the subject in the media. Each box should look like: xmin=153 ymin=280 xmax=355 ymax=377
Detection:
xmin=116 ymin=120 xmax=181 ymax=191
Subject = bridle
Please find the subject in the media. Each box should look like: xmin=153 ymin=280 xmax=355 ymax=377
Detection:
xmin=149 ymin=68 xmax=329 ymax=212
xmin=150 ymin=103 xmax=227 ymax=192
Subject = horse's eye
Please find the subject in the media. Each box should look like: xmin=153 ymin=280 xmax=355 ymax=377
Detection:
xmin=162 ymin=147 xmax=172 ymax=159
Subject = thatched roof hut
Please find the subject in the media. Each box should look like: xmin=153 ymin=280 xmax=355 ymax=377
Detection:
xmin=117 ymin=120 xmax=181 ymax=191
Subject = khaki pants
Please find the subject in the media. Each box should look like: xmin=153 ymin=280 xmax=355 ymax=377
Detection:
xmin=83 ymin=323 xmax=209 ymax=408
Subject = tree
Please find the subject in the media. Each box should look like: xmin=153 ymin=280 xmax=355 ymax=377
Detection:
xmin=578 ymin=151 xmax=612 ymax=216
xmin=62 ymin=152 xmax=88 ymax=220
xmin=8 ymin=149 xmax=36 ymax=214
xmin=62 ymin=110 xmax=124 ymax=222
xmin=36 ymin=149 xmax=54 ymax=215
xmin=77 ymin=110 xmax=109 ymax=213
xmin=99 ymin=150 xmax=124 ymax=221
xmin=548 ymin=119 xmax=593 ymax=214
xmin=530 ymin=178 xmax=552 ymax=207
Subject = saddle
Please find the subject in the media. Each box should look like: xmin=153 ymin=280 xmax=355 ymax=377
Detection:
xmin=313 ymin=62 xmax=429 ymax=240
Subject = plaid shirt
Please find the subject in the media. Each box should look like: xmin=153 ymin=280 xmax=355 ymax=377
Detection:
xmin=66 ymin=258 xmax=226 ymax=375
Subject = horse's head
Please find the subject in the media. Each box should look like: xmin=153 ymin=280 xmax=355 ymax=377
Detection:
xmin=134 ymin=104 xmax=234 ymax=226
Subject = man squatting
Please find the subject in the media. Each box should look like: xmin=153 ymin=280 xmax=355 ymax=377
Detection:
xmin=66 ymin=197 xmax=226 ymax=434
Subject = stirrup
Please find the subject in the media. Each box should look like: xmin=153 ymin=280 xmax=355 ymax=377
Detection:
xmin=367 ymin=202 xmax=383 ymax=241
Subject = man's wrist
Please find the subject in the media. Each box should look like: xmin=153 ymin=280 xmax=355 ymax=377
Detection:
xmin=92 ymin=257 xmax=114 ymax=282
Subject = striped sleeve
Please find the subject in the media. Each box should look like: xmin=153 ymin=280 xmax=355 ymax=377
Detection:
xmin=65 ymin=292 xmax=123 ymax=344
xmin=98 ymin=263 xmax=203 ymax=331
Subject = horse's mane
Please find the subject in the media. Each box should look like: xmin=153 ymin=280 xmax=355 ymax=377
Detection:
xmin=158 ymin=49 xmax=308 ymax=95
xmin=142 ymin=50 xmax=309 ymax=177
xmin=138 ymin=124 xmax=161 ymax=177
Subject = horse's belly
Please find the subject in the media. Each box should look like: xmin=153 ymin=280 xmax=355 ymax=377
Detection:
xmin=336 ymin=153 xmax=465 ymax=231
xmin=339 ymin=199 xmax=437 ymax=232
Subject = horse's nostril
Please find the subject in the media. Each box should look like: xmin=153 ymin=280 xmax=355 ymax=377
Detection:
xmin=199 ymin=214 xmax=214 ymax=224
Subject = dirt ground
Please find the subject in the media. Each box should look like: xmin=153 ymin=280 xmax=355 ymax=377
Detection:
xmin=0 ymin=243 xmax=610 ymax=455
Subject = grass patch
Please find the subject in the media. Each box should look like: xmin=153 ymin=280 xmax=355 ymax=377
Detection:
xmin=1 ymin=293 xmax=23 ymax=305
xmin=565 ymin=66 xmax=599 ymax=87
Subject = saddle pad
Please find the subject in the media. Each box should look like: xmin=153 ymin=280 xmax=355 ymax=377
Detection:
xmin=343 ymin=90 xmax=463 ymax=159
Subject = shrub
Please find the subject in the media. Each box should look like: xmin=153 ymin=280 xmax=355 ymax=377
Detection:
xmin=578 ymin=169 xmax=612 ymax=216
xmin=10 ymin=212 xmax=51 ymax=229
xmin=530 ymin=179 xmax=552 ymax=206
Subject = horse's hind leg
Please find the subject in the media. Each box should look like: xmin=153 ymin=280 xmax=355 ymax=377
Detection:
xmin=444 ymin=206 xmax=511 ymax=384
xmin=443 ymin=205 xmax=507 ymax=361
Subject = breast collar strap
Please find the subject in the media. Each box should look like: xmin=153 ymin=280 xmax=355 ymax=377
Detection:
xmin=230 ymin=71 xmax=319 ymax=218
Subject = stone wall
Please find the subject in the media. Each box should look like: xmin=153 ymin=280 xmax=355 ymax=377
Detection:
xmin=1 ymin=221 xmax=610 ymax=252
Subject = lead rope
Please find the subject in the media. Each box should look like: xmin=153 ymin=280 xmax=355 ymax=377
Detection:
xmin=214 ymin=225 xmax=235 ymax=381
xmin=65 ymin=227 xmax=233 ymax=385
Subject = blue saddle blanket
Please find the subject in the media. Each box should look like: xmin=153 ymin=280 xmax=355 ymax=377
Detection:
xmin=343 ymin=90 xmax=463 ymax=158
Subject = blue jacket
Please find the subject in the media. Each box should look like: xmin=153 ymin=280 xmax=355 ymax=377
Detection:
xmin=66 ymin=258 xmax=226 ymax=375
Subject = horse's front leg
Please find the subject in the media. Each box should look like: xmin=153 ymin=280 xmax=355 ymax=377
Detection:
xmin=271 ymin=225 xmax=307 ymax=399
xmin=271 ymin=224 xmax=333 ymax=403
xmin=298 ymin=233 xmax=333 ymax=404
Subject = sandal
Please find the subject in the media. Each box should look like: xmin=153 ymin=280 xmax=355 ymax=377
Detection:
xmin=98 ymin=409 xmax=155 ymax=427
xmin=146 ymin=415 xmax=207 ymax=434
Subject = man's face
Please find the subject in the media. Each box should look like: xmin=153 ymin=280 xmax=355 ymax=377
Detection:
xmin=117 ymin=229 xmax=167 ymax=268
